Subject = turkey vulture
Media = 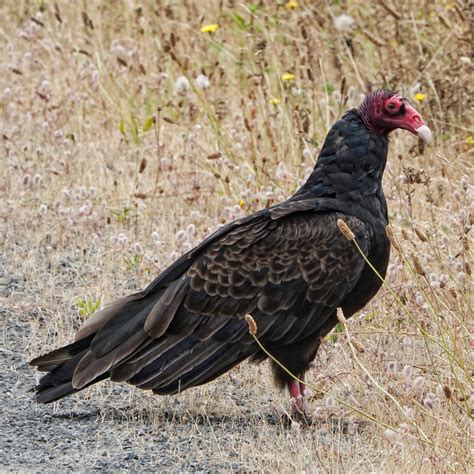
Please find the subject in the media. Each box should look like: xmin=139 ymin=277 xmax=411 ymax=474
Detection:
xmin=31 ymin=90 xmax=431 ymax=420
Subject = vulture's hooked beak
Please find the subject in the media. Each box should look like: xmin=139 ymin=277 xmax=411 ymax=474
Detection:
xmin=415 ymin=124 xmax=432 ymax=143
xmin=404 ymin=102 xmax=433 ymax=143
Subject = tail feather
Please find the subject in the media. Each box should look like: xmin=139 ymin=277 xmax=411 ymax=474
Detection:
xmin=31 ymin=339 xmax=108 ymax=403
xmin=35 ymin=374 xmax=109 ymax=404
xmin=35 ymin=382 xmax=77 ymax=404
xmin=30 ymin=335 xmax=94 ymax=372
xmin=37 ymin=352 xmax=85 ymax=387
xmin=72 ymin=328 xmax=147 ymax=389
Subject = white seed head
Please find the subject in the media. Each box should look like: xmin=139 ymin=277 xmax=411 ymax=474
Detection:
xmin=275 ymin=162 xmax=287 ymax=180
xmin=384 ymin=428 xmax=398 ymax=443
xmin=174 ymin=75 xmax=190 ymax=96
xmin=388 ymin=361 xmax=398 ymax=372
xmin=195 ymin=74 xmax=210 ymax=89
xmin=423 ymin=397 xmax=434 ymax=409
xmin=325 ymin=397 xmax=336 ymax=407
xmin=33 ymin=174 xmax=42 ymax=187
xmin=412 ymin=376 xmax=424 ymax=390
xmin=170 ymin=251 xmax=180 ymax=262
xmin=302 ymin=148 xmax=312 ymax=160
xmin=175 ymin=230 xmax=187 ymax=242
xmin=399 ymin=422 xmax=410 ymax=432
xmin=409 ymin=83 xmax=421 ymax=96
xmin=186 ymin=223 xmax=196 ymax=236
xmin=290 ymin=86 xmax=302 ymax=96
xmin=415 ymin=294 xmax=424 ymax=307
xmin=404 ymin=407 xmax=416 ymax=419
xmin=115 ymin=233 xmax=128 ymax=246
xmin=402 ymin=336 xmax=413 ymax=349
xmin=132 ymin=242 xmax=143 ymax=255
xmin=334 ymin=14 xmax=355 ymax=32
xmin=402 ymin=365 xmax=412 ymax=380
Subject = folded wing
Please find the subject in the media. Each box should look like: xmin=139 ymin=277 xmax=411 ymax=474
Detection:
xmin=31 ymin=205 xmax=370 ymax=402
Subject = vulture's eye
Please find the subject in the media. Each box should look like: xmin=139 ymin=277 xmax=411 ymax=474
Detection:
xmin=387 ymin=103 xmax=396 ymax=111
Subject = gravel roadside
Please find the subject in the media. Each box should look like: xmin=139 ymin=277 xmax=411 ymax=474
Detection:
xmin=0 ymin=269 xmax=366 ymax=473
xmin=1 ymin=272 xmax=289 ymax=472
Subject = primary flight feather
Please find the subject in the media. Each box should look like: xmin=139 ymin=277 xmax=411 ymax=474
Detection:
xmin=31 ymin=90 xmax=431 ymax=419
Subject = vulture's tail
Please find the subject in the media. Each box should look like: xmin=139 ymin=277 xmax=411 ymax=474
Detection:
xmin=29 ymin=291 xmax=155 ymax=403
xmin=30 ymin=337 xmax=108 ymax=403
xmin=30 ymin=273 xmax=257 ymax=403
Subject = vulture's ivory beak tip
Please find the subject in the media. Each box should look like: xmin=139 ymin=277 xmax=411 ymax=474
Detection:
xmin=415 ymin=125 xmax=432 ymax=144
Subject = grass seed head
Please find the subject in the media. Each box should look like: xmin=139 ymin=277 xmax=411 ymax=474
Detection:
xmin=245 ymin=314 xmax=257 ymax=336
xmin=414 ymin=227 xmax=428 ymax=242
xmin=336 ymin=308 xmax=346 ymax=323
xmin=351 ymin=338 xmax=366 ymax=353
xmin=385 ymin=225 xmax=400 ymax=252
xmin=462 ymin=234 xmax=469 ymax=252
xmin=443 ymin=385 xmax=453 ymax=400
xmin=337 ymin=219 xmax=355 ymax=241
xmin=411 ymin=253 xmax=426 ymax=276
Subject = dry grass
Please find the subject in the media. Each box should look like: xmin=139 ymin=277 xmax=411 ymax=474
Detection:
xmin=1 ymin=0 xmax=472 ymax=471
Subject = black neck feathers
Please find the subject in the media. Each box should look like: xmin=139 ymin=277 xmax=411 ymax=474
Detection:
xmin=294 ymin=110 xmax=389 ymax=221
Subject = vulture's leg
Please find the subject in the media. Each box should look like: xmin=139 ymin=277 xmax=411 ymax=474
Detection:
xmin=289 ymin=379 xmax=304 ymax=415
xmin=288 ymin=375 xmax=312 ymax=424
xmin=289 ymin=378 xmax=310 ymax=422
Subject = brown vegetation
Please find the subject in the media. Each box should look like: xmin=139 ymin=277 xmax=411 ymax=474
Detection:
xmin=1 ymin=1 xmax=472 ymax=471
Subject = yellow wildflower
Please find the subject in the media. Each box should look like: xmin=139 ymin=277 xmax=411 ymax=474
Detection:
xmin=281 ymin=73 xmax=295 ymax=81
xmin=200 ymin=24 xmax=219 ymax=33
xmin=239 ymin=199 xmax=245 ymax=207
xmin=285 ymin=0 xmax=298 ymax=9
xmin=465 ymin=136 xmax=474 ymax=145
xmin=270 ymin=97 xmax=281 ymax=105
xmin=414 ymin=93 xmax=426 ymax=102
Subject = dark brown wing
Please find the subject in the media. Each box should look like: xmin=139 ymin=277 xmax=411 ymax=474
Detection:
xmin=32 ymin=203 xmax=370 ymax=400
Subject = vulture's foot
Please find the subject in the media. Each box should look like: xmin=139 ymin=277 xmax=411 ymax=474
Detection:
xmin=288 ymin=379 xmax=312 ymax=425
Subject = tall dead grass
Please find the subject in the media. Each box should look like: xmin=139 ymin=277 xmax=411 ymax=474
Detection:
xmin=1 ymin=1 xmax=472 ymax=471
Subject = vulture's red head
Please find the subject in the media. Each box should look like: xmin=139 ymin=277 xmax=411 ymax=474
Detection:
xmin=358 ymin=90 xmax=432 ymax=142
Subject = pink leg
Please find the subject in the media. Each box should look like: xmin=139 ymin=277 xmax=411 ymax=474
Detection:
xmin=289 ymin=379 xmax=304 ymax=415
